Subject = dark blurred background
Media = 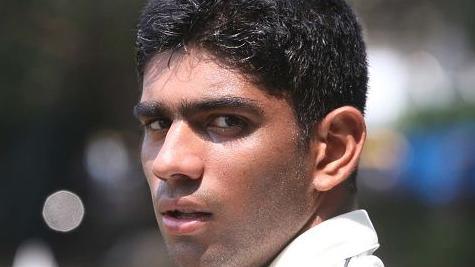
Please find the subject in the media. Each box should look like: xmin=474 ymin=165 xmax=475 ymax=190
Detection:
xmin=1 ymin=0 xmax=474 ymax=266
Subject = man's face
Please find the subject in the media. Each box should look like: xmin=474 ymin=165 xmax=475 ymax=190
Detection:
xmin=137 ymin=51 xmax=318 ymax=267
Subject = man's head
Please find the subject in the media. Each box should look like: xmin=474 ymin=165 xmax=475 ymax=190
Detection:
xmin=134 ymin=0 xmax=367 ymax=266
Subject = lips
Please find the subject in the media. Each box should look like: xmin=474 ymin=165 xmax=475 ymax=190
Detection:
xmin=158 ymin=198 xmax=212 ymax=235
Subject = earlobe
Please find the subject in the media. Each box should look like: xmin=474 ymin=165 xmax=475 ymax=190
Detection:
xmin=311 ymin=106 xmax=366 ymax=192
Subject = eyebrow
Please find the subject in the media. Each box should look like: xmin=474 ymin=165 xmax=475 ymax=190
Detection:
xmin=133 ymin=96 xmax=264 ymax=120
xmin=133 ymin=101 xmax=169 ymax=120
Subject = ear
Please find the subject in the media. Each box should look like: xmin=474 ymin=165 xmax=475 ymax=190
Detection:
xmin=311 ymin=106 xmax=366 ymax=192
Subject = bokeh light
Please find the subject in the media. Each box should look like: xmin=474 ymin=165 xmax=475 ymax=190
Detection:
xmin=366 ymin=48 xmax=409 ymax=129
xmin=12 ymin=240 xmax=58 ymax=267
xmin=42 ymin=190 xmax=85 ymax=233
xmin=406 ymin=50 xmax=453 ymax=108
xmin=85 ymin=132 xmax=130 ymax=185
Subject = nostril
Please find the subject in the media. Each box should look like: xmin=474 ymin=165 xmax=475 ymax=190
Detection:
xmin=152 ymin=155 xmax=204 ymax=181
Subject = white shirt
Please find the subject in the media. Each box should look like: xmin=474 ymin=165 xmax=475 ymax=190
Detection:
xmin=269 ymin=210 xmax=384 ymax=267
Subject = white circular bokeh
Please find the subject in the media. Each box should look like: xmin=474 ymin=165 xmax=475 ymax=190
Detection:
xmin=42 ymin=190 xmax=85 ymax=232
xmin=84 ymin=132 xmax=130 ymax=185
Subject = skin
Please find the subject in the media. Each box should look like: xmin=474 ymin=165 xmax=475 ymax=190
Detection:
xmin=135 ymin=49 xmax=366 ymax=267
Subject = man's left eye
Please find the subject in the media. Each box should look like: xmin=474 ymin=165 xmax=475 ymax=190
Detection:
xmin=210 ymin=116 xmax=244 ymax=128
xmin=207 ymin=115 xmax=248 ymax=137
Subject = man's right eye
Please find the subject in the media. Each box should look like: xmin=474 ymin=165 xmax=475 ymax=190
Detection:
xmin=146 ymin=119 xmax=171 ymax=131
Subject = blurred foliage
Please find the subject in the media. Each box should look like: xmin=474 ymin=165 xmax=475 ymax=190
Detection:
xmin=351 ymin=0 xmax=475 ymax=49
xmin=399 ymin=103 xmax=475 ymax=129
xmin=360 ymin=192 xmax=475 ymax=267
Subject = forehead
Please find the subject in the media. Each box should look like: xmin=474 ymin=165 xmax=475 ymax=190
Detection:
xmin=140 ymin=50 xmax=282 ymax=107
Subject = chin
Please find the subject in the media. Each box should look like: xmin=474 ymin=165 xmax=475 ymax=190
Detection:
xmin=166 ymin=241 xmax=205 ymax=267
xmin=166 ymin=240 xmax=259 ymax=267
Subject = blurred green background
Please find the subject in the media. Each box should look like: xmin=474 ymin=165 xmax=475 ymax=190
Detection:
xmin=1 ymin=0 xmax=474 ymax=266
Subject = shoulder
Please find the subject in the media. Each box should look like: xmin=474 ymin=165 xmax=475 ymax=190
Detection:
xmin=269 ymin=210 xmax=384 ymax=267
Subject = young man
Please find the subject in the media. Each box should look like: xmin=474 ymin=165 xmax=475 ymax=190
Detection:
xmin=134 ymin=0 xmax=383 ymax=266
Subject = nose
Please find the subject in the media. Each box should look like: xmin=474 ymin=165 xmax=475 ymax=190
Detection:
xmin=151 ymin=121 xmax=205 ymax=181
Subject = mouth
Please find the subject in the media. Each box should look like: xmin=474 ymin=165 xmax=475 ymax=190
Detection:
xmin=158 ymin=200 xmax=213 ymax=235
xmin=162 ymin=210 xmax=212 ymax=220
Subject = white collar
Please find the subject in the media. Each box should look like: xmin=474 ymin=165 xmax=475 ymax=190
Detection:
xmin=269 ymin=210 xmax=380 ymax=267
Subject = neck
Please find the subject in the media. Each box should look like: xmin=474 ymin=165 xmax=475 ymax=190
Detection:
xmin=309 ymin=183 xmax=356 ymax=228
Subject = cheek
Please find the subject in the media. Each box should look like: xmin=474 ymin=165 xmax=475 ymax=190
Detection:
xmin=206 ymin=130 xmax=309 ymax=214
